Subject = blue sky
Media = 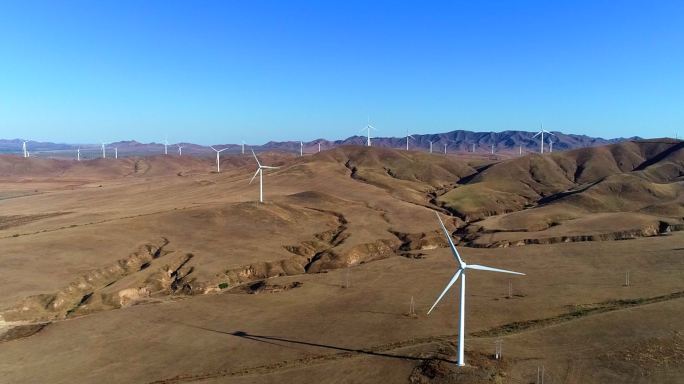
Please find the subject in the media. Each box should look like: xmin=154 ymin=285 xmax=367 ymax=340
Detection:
xmin=0 ymin=1 xmax=682 ymax=145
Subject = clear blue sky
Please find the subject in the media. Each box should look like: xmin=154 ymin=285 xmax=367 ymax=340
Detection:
xmin=1 ymin=0 xmax=682 ymax=144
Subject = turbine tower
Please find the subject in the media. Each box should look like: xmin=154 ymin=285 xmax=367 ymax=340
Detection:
xmin=428 ymin=213 xmax=525 ymax=366
xmin=241 ymin=140 xmax=246 ymax=155
xmin=115 ymin=147 xmax=118 ymax=159
xmin=361 ymin=119 xmax=376 ymax=146
xmin=405 ymin=130 xmax=414 ymax=151
xmin=77 ymin=147 xmax=81 ymax=161
xmin=300 ymin=141 xmax=303 ymax=156
xmin=249 ymin=150 xmax=279 ymax=203
xmin=549 ymin=136 xmax=554 ymax=153
xmin=210 ymin=146 xmax=229 ymax=172
xmin=101 ymin=143 xmax=106 ymax=159
xmin=177 ymin=144 xmax=184 ymax=156
xmin=318 ymin=142 xmax=321 ymax=153
xmin=22 ymin=141 xmax=28 ymax=158
xmin=429 ymin=140 xmax=433 ymax=153
xmin=444 ymin=142 xmax=448 ymax=154
xmin=532 ymin=124 xmax=554 ymax=154
xmin=164 ymin=137 xmax=168 ymax=155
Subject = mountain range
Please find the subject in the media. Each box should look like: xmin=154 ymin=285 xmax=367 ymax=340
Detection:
xmin=0 ymin=129 xmax=641 ymax=158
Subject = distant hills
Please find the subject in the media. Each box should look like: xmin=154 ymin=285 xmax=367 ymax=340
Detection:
xmin=0 ymin=130 xmax=641 ymax=158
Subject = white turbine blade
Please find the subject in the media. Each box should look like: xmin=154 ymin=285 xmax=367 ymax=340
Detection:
xmin=249 ymin=169 xmax=260 ymax=184
xmin=251 ymin=149 xmax=262 ymax=167
xmin=532 ymin=132 xmax=541 ymax=138
xmin=427 ymin=269 xmax=462 ymax=315
xmin=545 ymin=131 xmax=556 ymax=136
xmin=369 ymin=124 xmax=377 ymax=131
xmin=218 ymin=148 xmax=229 ymax=153
xmin=435 ymin=212 xmax=464 ymax=265
xmin=209 ymin=146 xmax=217 ymax=152
xmin=466 ymin=264 xmax=525 ymax=275
xmin=261 ymin=165 xmax=279 ymax=169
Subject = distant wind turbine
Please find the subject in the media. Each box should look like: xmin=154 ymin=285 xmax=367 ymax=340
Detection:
xmin=519 ymin=145 xmax=522 ymax=156
xmin=77 ymin=147 xmax=81 ymax=161
xmin=249 ymin=150 xmax=279 ymax=203
xmin=300 ymin=141 xmax=303 ymax=156
xmin=472 ymin=143 xmax=475 ymax=153
xmin=428 ymin=140 xmax=434 ymax=153
xmin=405 ymin=130 xmax=415 ymax=151
xmin=318 ymin=142 xmax=321 ymax=153
xmin=532 ymin=124 xmax=554 ymax=154
xmin=549 ymin=136 xmax=555 ymax=153
xmin=101 ymin=143 xmax=106 ymax=159
xmin=115 ymin=147 xmax=118 ymax=159
xmin=241 ymin=140 xmax=246 ymax=155
xmin=361 ymin=119 xmax=377 ymax=147
xmin=210 ymin=146 xmax=229 ymax=172
xmin=22 ymin=141 xmax=28 ymax=158
xmin=177 ymin=144 xmax=184 ymax=156
xmin=428 ymin=213 xmax=525 ymax=366
xmin=164 ymin=137 xmax=168 ymax=155
xmin=491 ymin=144 xmax=495 ymax=155
xmin=444 ymin=142 xmax=448 ymax=155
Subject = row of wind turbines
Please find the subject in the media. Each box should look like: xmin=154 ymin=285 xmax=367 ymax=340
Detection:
xmin=361 ymin=121 xmax=558 ymax=154
xmin=18 ymin=121 xmax=557 ymax=162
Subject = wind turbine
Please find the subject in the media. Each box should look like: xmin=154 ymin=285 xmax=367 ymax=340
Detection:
xmin=115 ymin=147 xmax=118 ymax=159
xmin=77 ymin=147 xmax=81 ymax=161
xmin=472 ymin=143 xmax=475 ymax=153
xmin=405 ymin=129 xmax=415 ymax=151
xmin=428 ymin=140 xmax=434 ymax=153
xmin=519 ymin=145 xmax=522 ymax=156
xmin=444 ymin=142 xmax=448 ymax=155
xmin=318 ymin=142 xmax=321 ymax=153
xmin=241 ymin=140 xmax=246 ymax=155
xmin=427 ymin=212 xmax=525 ymax=366
xmin=22 ymin=141 xmax=28 ymax=158
xmin=361 ymin=119 xmax=376 ymax=147
xmin=164 ymin=137 xmax=168 ymax=155
xmin=209 ymin=146 xmax=229 ymax=172
xmin=300 ymin=141 xmax=303 ymax=156
xmin=177 ymin=144 xmax=184 ymax=156
xmin=491 ymin=144 xmax=495 ymax=155
xmin=249 ymin=150 xmax=279 ymax=203
xmin=548 ymin=136 xmax=555 ymax=153
xmin=101 ymin=143 xmax=106 ymax=159
xmin=532 ymin=124 xmax=554 ymax=154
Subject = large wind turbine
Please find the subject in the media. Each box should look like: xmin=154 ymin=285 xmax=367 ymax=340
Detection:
xmin=249 ymin=150 xmax=279 ymax=203
xmin=77 ymin=147 xmax=81 ymax=161
xmin=210 ymin=146 xmax=229 ymax=172
xmin=241 ymin=140 xmax=246 ymax=155
xmin=361 ymin=119 xmax=377 ymax=146
xmin=164 ymin=137 xmax=168 ymax=155
xmin=22 ymin=141 xmax=28 ymax=158
xmin=428 ymin=213 xmax=525 ymax=366
xmin=300 ymin=141 xmax=303 ymax=157
xmin=532 ymin=124 xmax=554 ymax=154
xmin=177 ymin=144 xmax=184 ymax=156
xmin=101 ymin=143 xmax=106 ymax=158
xmin=405 ymin=130 xmax=415 ymax=151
